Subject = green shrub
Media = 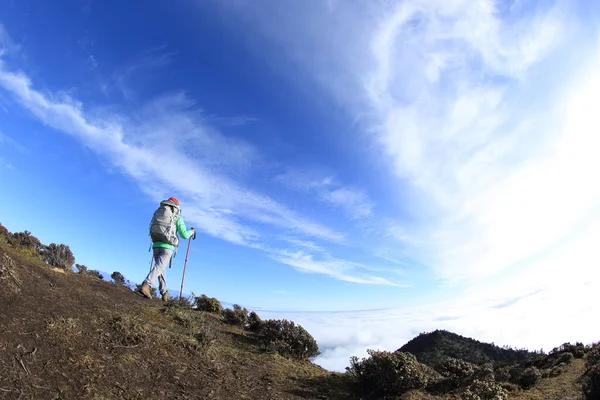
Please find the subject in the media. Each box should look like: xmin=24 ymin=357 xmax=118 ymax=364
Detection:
xmin=519 ymin=366 xmax=541 ymax=389
xmin=550 ymin=364 xmax=566 ymax=377
xmin=558 ymin=352 xmax=575 ymax=365
xmin=494 ymin=366 xmax=511 ymax=382
xmin=247 ymin=311 xmax=262 ymax=331
xmin=553 ymin=342 xmax=586 ymax=359
xmin=111 ymin=271 xmax=126 ymax=285
xmin=194 ymin=294 xmax=223 ymax=314
xmin=75 ymin=264 xmax=88 ymax=274
xmin=164 ymin=297 xmax=193 ymax=311
xmin=462 ymin=380 xmax=508 ymax=400
xmin=223 ymin=304 xmax=248 ymax=327
xmin=259 ymin=319 xmax=319 ymax=360
xmin=42 ymin=243 xmax=75 ymax=270
xmin=583 ymin=346 xmax=600 ymax=400
xmin=583 ymin=364 xmax=600 ymax=400
xmin=347 ymin=350 xmax=429 ymax=397
xmin=430 ymin=357 xmax=477 ymax=392
xmin=0 ymin=223 xmax=11 ymax=243
xmin=587 ymin=346 xmax=600 ymax=368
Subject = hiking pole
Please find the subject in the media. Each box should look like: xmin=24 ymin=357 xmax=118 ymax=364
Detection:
xmin=148 ymin=253 xmax=154 ymax=272
xmin=179 ymin=229 xmax=196 ymax=300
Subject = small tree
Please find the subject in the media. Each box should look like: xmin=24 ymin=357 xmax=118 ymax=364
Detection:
xmin=43 ymin=243 xmax=75 ymax=270
xmin=111 ymin=271 xmax=126 ymax=285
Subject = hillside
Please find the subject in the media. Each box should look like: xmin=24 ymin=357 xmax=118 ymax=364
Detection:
xmin=1 ymin=224 xmax=598 ymax=400
xmin=399 ymin=330 xmax=536 ymax=367
xmin=0 ymin=243 xmax=352 ymax=400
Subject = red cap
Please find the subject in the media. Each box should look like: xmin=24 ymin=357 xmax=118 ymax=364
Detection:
xmin=168 ymin=197 xmax=180 ymax=205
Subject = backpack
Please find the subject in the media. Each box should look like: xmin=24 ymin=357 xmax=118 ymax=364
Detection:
xmin=149 ymin=200 xmax=181 ymax=246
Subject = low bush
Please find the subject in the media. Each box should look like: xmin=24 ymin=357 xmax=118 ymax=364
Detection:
xmin=347 ymin=350 xmax=429 ymax=398
xmin=583 ymin=346 xmax=600 ymax=400
xmin=519 ymin=366 xmax=541 ymax=389
xmin=223 ymin=304 xmax=248 ymax=327
xmin=164 ymin=297 xmax=193 ymax=311
xmin=194 ymin=294 xmax=223 ymax=314
xmin=247 ymin=311 xmax=262 ymax=331
xmin=430 ymin=357 xmax=477 ymax=392
xmin=462 ymin=380 xmax=508 ymax=400
xmin=558 ymin=352 xmax=575 ymax=365
xmin=259 ymin=319 xmax=319 ymax=360
xmin=75 ymin=264 xmax=88 ymax=274
xmin=88 ymin=269 xmax=104 ymax=280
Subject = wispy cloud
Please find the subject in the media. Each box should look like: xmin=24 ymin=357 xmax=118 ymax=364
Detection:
xmin=0 ymin=130 xmax=27 ymax=154
xmin=321 ymin=188 xmax=373 ymax=220
xmin=276 ymin=168 xmax=374 ymax=220
xmin=0 ymin=24 xmax=19 ymax=56
xmin=271 ymin=249 xmax=400 ymax=286
xmin=110 ymin=44 xmax=177 ymax=100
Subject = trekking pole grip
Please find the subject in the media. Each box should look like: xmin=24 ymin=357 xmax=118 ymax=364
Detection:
xmin=192 ymin=227 xmax=197 ymax=240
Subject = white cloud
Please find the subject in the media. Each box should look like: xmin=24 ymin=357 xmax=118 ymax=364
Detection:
xmin=276 ymin=168 xmax=374 ymax=219
xmin=0 ymin=24 xmax=18 ymax=56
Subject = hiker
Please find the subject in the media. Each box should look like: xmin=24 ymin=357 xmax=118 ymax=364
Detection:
xmin=139 ymin=197 xmax=195 ymax=301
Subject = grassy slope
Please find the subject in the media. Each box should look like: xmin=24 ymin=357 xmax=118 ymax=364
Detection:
xmin=0 ymin=244 xmax=351 ymax=400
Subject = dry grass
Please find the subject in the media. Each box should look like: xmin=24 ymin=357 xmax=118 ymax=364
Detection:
xmin=509 ymin=359 xmax=585 ymax=400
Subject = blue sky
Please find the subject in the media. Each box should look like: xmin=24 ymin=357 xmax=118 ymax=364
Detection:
xmin=1 ymin=0 xmax=600 ymax=371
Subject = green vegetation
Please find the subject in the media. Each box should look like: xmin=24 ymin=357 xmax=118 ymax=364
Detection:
xmin=194 ymin=294 xmax=223 ymax=314
xmin=583 ymin=345 xmax=600 ymax=400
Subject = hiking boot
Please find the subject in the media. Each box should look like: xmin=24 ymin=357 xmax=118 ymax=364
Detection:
xmin=139 ymin=283 xmax=152 ymax=299
xmin=161 ymin=292 xmax=170 ymax=302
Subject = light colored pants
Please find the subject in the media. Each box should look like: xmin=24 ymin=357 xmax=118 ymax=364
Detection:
xmin=144 ymin=247 xmax=173 ymax=296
